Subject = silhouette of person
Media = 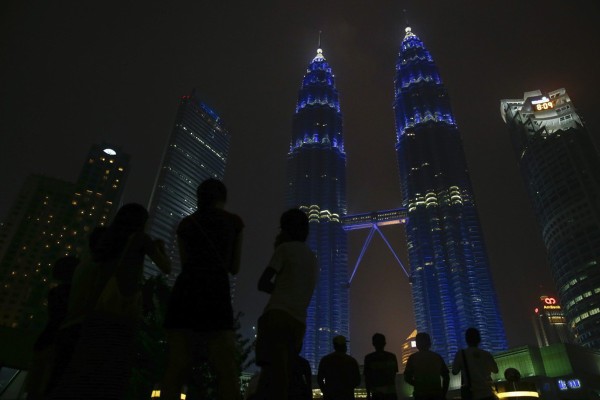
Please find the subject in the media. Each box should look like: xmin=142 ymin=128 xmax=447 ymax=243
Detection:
xmin=44 ymin=226 xmax=106 ymax=396
xmin=452 ymin=328 xmax=499 ymax=400
xmin=364 ymin=333 xmax=399 ymax=400
xmin=161 ymin=179 xmax=244 ymax=400
xmin=49 ymin=203 xmax=170 ymax=399
xmin=255 ymin=208 xmax=318 ymax=400
xmin=289 ymin=354 xmax=313 ymax=400
xmin=317 ymin=335 xmax=361 ymax=400
xmin=25 ymin=256 xmax=78 ymax=400
xmin=404 ymin=332 xmax=449 ymax=400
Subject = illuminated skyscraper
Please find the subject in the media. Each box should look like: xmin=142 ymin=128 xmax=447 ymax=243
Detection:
xmin=145 ymin=91 xmax=230 ymax=282
xmin=0 ymin=143 xmax=128 ymax=330
xmin=532 ymin=295 xmax=574 ymax=347
xmin=286 ymin=47 xmax=348 ymax=370
xmin=394 ymin=27 xmax=507 ymax=362
xmin=501 ymin=89 xmax=600 ymax=349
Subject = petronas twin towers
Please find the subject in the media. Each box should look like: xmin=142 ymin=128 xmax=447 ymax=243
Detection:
xmin=287 ymin=27 xmax=507 ymax=369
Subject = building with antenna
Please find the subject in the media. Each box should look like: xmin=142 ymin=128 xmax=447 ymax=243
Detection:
xmin=501 ymin=89 xmax=600 ymax=350
xmin=393 ymin=26 xmax=507 ymax=362
xmin=286 ymin=45 xmax=349 ymax=371
xmin=144 ymin=91 xmax=231 ymax=282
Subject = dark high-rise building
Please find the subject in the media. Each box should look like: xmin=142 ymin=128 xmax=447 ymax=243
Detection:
xmin=286 ymin=47 xmax=348 ymax=370
xmin=0 ymin=143 xmax=128 ymax=330
xmin=393 ymin=27 xmax=507 ymax=361
xmin=145 ymin=91 xmax=231 ymax=282
xmin=501 ymin=89 xmax=600 ymax=349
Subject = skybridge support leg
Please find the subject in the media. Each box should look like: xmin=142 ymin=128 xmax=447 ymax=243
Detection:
xmin=347 ymin=226 xmax=376 ymax=285
xmin=374 ymin=225 xmax=409 ymax=277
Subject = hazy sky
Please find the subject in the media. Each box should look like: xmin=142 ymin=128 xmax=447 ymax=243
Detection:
xmin=1 ymin=1 xmax=599 ymax=363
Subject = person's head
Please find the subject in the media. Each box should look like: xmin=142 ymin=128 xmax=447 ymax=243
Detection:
xmin=415 ymin=332 xmax=432 ymax=351
xmin=52 ymin=256 xmax=79 ymax=283
xmin=372 ymin=333 xmax=386 ymax=350
xmin=279 ymin=208 xmax=309 ymax=242
xmin=333 ymin=335 xmax=348 ymax=353
xmin=465 ymin=327 xmax=481 ymax=347
xmin=112 ymin=203 xmax=149 ymax=233
xmin=197 ymin=178 xmax=227 ymax=209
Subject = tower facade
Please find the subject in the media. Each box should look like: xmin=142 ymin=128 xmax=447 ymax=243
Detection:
xmin=0 ymin=143 xmax=128 ymax=330
xmin=394 ymin=27 xmax=507 ymax=361
xmin=532 ymin=295 xmax=574 ymax=347
xmin=145 ymin=91 xmax=231 ymax=282
xmin=287 ymin=47 xmax=348 ymax=370
xmin=501 ymin=89 xmax=600 ymax=349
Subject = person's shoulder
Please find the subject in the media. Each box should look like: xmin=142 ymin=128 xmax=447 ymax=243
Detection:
xmin=384 ymin=351 xmax=397 ymax=359
xmin=219 ymin=208 xmax=244 ymax=226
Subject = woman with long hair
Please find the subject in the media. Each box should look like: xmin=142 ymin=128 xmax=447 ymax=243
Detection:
xmin=160 ymin=179 xmax=244 ymax=400
xmin=49 ymin=203 xmax=170 ymax=399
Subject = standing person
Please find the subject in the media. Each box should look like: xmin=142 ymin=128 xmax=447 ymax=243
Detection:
xmin=289 ymin=354 xmax=313 ymax=400
xmin=255 ymin=208 xmax=318 ymax=400
xmin=161 ymin=179 xmax=244 ymax=400
xmin=452 ymin=328 xmax=499 ymax=400
xmin=364 ymin=333 xmax=399 ymax=400
xmin=25 ymin=256 xmax=78 ymax=400
xmin=404 ymin=332 xmax=449 ymax=400
xmin=49 ymin=203 xmax=171 ymax=399
xmin=317 ymin=335 xmax=361 ymax=400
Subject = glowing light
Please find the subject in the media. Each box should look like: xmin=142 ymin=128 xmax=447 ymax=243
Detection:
xmin=103 ymin=148 xmax=117 ymax=155
xmin=497 ymin=391 xmax=539 ymax=398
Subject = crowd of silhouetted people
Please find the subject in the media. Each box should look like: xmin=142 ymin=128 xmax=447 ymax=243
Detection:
xmin=25 ymin=178 xmax=499 ymax=400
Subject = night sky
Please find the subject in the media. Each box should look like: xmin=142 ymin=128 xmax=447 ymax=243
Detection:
xmin=1 ymin=1 xmax=599 ymax=364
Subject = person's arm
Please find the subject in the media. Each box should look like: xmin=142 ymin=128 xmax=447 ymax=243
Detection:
xmin=146 ymin=236 xmax=171 ymax=274
xmin=317 ymin=360 xmax=326 ymax=393
xmin=229 ymin=230 xmax=243 ymax=275
xmin=363 ymin=357 xmax=372 ymax=399
xmin=258 ymin=267 xmax=276 ymax=294
xmin=488 ymin=352 xmax=499 ymax=374
xmin=404 ymin=355 xmax=415 ymax=386
xmin=353 ymin=358 xmax=361 ymax=388
xmin=441 ymin=358 xmax=450 ymax=396
xmin=451 ymin=350 xmax=462 ymax=375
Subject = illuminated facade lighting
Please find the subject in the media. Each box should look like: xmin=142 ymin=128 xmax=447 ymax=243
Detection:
xmin=144 ymin=91 xmax=231 ymax=282
xmin=0 ymin=143 xmax=128 ymax=330
xmin=501 ymin=89 xmax=600 ymax=349
xmin=287 ymin=46 xmax=348 ymax=371
xmin=394 ymin=26 xmax=507 ymax=362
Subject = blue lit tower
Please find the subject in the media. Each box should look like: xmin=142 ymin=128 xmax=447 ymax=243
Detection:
xmin=287 ymin=47 xmax=348 ymax=370
xmin=393 ymin=27 xmax=507 ymax=361
xmin=145 ymin=91 xmax=230 ymax=282
xmin=501 ymin=89 xmax=600 ymax=349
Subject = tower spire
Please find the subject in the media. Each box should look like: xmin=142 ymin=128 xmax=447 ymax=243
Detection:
xmin=403 ymin=8 xmax=410 ymax=27
xmin=318 ymin=30 xmax=322 ymax=49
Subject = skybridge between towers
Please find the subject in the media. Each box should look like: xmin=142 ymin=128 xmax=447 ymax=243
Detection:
xmin=341 ymin=208 xmax=409 ymax=285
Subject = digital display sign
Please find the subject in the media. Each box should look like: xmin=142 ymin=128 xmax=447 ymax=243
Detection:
xmin=531 ymin=97 xmax=555 ymax=112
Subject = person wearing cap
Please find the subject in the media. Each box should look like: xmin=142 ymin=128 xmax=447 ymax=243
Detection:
xmin=404 ymin=332 xmax=449 ymax=400
xmin=317 ymin=335 xmax=361 ymax=400
xmin=255 ymin=208 xmax=319 ymax=400
xmin=364 ymin=333 xmax=399 ymax=400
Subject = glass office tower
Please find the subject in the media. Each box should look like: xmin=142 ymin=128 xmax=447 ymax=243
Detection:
xmin=394 ymin=27 xmax=507 ymax=361
xmin=287 ymin=47 xmax=348 ymax=370
xmin=501 ymin=89 xmax=600 ymax=349
xmin=145 ymin=91 xmax=230 ymax=282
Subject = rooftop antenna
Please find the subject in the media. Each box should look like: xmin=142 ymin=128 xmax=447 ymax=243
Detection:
xmin=403 ymin=9 xmax=410 ymax=27
xmin=318 ymin=30 xmax=322 ymax=48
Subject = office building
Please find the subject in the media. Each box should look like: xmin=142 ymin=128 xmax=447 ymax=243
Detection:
xmin=533 ymin=295 xmax=574 ymax=347
xmin=393 ymin=26 xmax=507 ymax=362
xmin=0 ymin=143 xmax=128 ymax=330
xmin=501 ymin=89 xmax=600 ymax=349
xmin=145 ymin=91 xmax=231 ymax=281
xmin=286 ymin=47 xmax=348 ymax=370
